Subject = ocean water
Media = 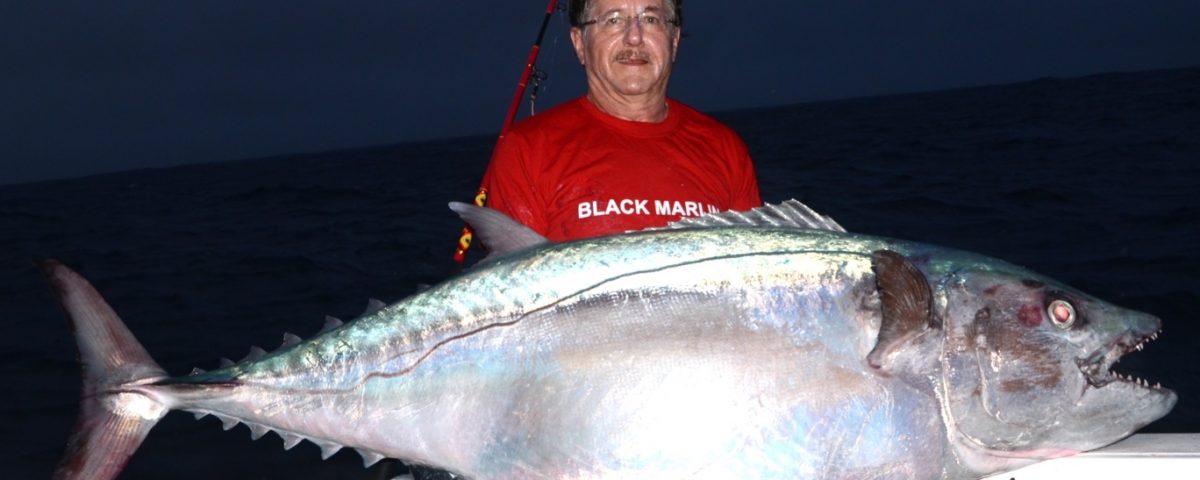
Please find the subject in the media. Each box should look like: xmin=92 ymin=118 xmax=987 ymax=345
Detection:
xmin=2 ymin=66 xmax=1196 ymax=478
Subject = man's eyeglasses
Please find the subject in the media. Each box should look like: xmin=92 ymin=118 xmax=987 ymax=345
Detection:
xmin=580 ymin=11 xmax=678 ymax=34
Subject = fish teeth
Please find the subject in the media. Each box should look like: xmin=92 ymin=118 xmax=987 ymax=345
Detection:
xmin=213 ymin=414 xmax=239 ymax=431
xmin=247 ymin=423 xmax=269 ymax=440
xmin=357 ymin=449 xmax=386 ymax=467
xmin=314 ymin=440 xmax=343 ymax=460
xmin=191 ymin=411 xmax=209 ymax=420
xmin=279 ymin=432 xmax=304 ymax=450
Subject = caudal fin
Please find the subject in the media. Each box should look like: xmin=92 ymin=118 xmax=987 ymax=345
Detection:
xmin=39 ymin=260 xmax=169 ymax=480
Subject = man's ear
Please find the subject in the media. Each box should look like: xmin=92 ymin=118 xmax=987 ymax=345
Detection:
xmin=570 ymin=27 xmax=587 ymax=66
xmin=670 ymin=28 xmax=680 ymax=62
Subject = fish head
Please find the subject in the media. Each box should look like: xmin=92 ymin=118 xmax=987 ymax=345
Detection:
xmin=936 ymin=267 xmax=1176 ymax=469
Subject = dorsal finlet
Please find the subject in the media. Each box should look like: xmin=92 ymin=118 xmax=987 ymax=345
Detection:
xmin=364 ymin=298 xmax=387 ymax=315
xmin=280 ymin=332 xmax=302 ymax=348
xmin=242 ymin=346 xmax=267 ymax=362
xmin=189 ymin=367 xmax=207 ymax=376
xmin=654 ymin=199 xmax=846 ymax=233
xmin=319 ymin=315 xmax=344 ymax=334
xmin=218 ymin=357 xmax=235 ymax=368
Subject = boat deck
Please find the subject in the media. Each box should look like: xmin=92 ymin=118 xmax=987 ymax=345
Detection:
xmin=983 ymin=434 xmax=1200 ymax=479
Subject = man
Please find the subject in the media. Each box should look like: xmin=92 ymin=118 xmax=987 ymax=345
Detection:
xmin=479 ymin=0 xmax=762 ymax=242
xmin=410 ymin=2 xmax=759 ymax=478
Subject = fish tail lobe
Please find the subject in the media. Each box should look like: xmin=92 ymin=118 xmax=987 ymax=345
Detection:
xmin=38 ymin=259 xmax=169 ymax=480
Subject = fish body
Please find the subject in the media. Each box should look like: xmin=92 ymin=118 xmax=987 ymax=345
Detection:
xmin=44 ymin=201 xmax=1175 ymax=479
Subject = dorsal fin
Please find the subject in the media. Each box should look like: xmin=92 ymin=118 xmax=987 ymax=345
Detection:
xmin=449 ymin=201 xmax=549 ymax=258
xmin=656 ymin=199 xmax=846 ymax=232
xmin=867 ymin=250 xmax=938 ymax=369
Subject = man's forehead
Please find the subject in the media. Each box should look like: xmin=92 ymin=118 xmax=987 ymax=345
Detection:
xmin=589 ymin=0 xmax=669 ymax=14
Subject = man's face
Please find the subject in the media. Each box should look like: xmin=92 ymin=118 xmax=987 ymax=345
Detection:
xmin=570 ymin=0 xmax=681 ymax=102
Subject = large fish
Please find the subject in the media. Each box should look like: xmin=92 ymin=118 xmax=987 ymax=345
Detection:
xmin=43 ymin=201 xmax=1174 ymax=479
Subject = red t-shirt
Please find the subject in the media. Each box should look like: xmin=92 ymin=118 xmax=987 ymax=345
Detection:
xmin=481 ymin=97 xmax=762 ymax=242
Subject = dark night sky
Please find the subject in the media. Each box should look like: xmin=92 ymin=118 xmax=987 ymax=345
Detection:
xmin=3 ymin=1 xmax=1198 ymax=185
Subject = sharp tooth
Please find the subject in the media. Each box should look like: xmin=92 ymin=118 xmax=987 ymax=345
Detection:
xmin=213 ymin=414 xmax=238 ymax=431
xmin=280 ymin=432 xmax=304 ymax=450
xmin=315 ymin=441 xmax=343 ymax=460
xmin=248 ymin=423 xmax=269 ymax=440
xmin=357 ymin=449 xmax=386 ymax=467
xmin=1136 ymin=343 xmax=1144 ymax=351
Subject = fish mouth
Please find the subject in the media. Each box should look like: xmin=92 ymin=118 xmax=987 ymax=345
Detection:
xmin=1077 ymin=328 xmax=1165 ymax=390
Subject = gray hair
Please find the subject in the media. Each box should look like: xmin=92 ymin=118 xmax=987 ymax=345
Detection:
xmin=567 ymin=0 xmax=683 ymax=29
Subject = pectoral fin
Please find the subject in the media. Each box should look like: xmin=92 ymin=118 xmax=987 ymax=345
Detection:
xmin=868 ymin=250 xmax=939 ymax=369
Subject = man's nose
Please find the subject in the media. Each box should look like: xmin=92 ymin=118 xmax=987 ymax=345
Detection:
xmin=622 ymin=18 xmax=644 ymax=45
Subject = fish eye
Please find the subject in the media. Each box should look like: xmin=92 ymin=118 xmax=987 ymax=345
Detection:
xmin=1048 ymin=299 xmax=1076 ymax=329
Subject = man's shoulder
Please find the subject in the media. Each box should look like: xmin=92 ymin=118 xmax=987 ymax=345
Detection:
xmin=507 ymin=97 xmax=589 ymax=137
xmin=668 ymin=99 xmax=741 ymax=138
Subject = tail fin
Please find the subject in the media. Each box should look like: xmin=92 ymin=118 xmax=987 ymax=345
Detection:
xmin=39 ymin=260 xmax=170 ymax=480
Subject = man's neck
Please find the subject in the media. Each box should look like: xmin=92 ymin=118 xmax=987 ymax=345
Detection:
xmin=586 ymin=92 xmax=670 ymax=123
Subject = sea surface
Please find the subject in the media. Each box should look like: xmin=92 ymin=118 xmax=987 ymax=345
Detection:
xmin=2 ymin=66 xmax=1197 ymax=478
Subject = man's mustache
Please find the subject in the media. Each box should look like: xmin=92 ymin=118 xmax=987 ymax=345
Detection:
xmin=614 ymin=50 xmax=651 ymax=63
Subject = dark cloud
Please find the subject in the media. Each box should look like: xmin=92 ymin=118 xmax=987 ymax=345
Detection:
xmin=2 ymin=1 xmax=1198 ymax=185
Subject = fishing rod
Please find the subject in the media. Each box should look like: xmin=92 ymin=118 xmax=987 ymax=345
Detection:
xmin=453 ymin=0 xmax=561 ymax=265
